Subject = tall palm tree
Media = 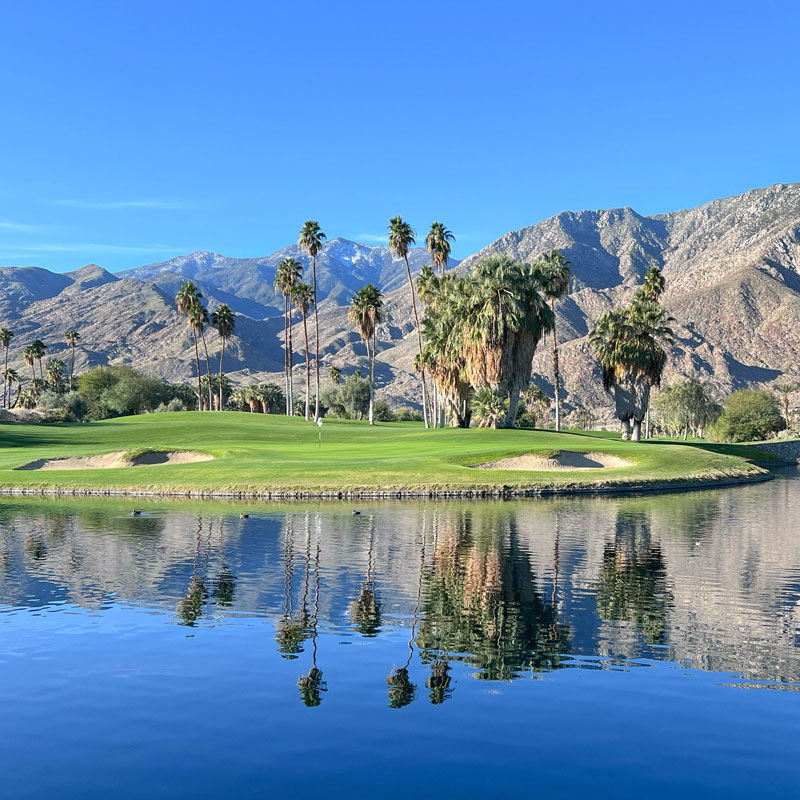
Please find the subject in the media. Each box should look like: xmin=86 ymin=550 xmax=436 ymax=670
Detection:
xmin=22 ymin=345 xmax=36 ymax=385
xmin=773 ymin=379 xmax=798 ymax=430
xmin=389 ymin=216 xmax=429 ymax=428
xmin=65 ymin=329 xmax=80 ymax=391
xmin=45 ymin=358 xmax=65 ymax=393
xmin=0 ymin=328 xmax=13 ymax=408
xmin=211 ymin=304 xmax=235 ymax=411
xmin=590 ymin=296 xmax=675 ymax=442
xmin=31 ymin=339 xmax=47 ymax=381
xmin=425 ymin=222 xmax=455 ymax=276
xmin=176 ymin=282 xmax=204 ymax=410
xmin=274 ymin=258 xmax=303 ymax=415
xmin=3 ymin=369 xmax=20 ymax=408
xmin=537 ymin=250 xmax=571 ymax=432
xmin=349 ymin=284 xmax=384 ymax=425
xmin=291 ymin=282 xmax=314 ymax=421
xmin=188 ymin=301 xmax=213 ymax=411
xmin=298 ymin=220 xmax=327 ymax=422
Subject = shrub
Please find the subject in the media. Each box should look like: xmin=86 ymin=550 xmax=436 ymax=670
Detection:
xmin=395 ymin=407 xmax=423 ymax=422
xmin=77 ymin=366 xmax=171 ymax=420
xmin=372 ymin=400 xmax=395 ymax=422
xmin=712 ymin=389 xmax=785 ymax=442
xmin=38 ymin=390 xmax=86 ymax=422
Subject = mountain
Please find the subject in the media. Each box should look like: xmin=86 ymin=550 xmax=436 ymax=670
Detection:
xmin=1 ymin=185 xmax=799 ymax=417
xmin=119 ymin=238 xmax=459 ymax=317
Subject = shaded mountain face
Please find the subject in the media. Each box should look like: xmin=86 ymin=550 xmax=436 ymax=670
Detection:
xmin=1 ymin=185 xmax=799 ymax=417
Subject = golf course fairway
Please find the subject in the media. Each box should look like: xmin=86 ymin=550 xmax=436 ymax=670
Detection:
xmin=0 ymin=412 xmax=774 ymax=498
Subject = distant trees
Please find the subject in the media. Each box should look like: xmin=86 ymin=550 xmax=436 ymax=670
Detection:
xmin=772 ymin=379 xmax=798 ymax=430
xmin=651 ymin=375 xmax=721 ymax=439
xmin=77 ymin=365 xmax=174 ymax=420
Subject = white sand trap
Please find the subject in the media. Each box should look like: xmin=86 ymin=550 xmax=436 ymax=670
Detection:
xmin=472 ymin=451 xmax=632 ymax=471
xmin=14 ymin=450 xmax=213 ymax=471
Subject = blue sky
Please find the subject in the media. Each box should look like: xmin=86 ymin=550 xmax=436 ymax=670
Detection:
xmin=1 ymin=0 xmax=798 ymax=272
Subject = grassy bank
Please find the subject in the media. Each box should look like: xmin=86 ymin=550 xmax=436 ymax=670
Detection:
xmin=0 ymin=411 xmax=773 ymax=498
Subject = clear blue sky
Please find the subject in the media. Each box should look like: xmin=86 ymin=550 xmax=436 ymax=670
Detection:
xmin=1 ymin=0 xmax=798 ymax=272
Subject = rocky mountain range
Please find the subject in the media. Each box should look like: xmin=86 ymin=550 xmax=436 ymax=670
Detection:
xmin=2 ymin=183 xmax=799 ymax=416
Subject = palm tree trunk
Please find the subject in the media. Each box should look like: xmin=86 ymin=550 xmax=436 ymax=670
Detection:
xmin=200 ymin=329 xmax=213 ymax=411
xmin=505 ymin=389 xmax=521 ymax=428
xmin=69 ymin=343 xmax=76 ymax=392
xmin=368 ymin=334 xmax=375 ymax=425
xmin=192 ymin=330 xmax=202 ymax=410
xmin=3 ymin=345 xmax=8 ymax=408
xmin=302 ymin=312 xmax=310 ymax=421
xmin=551 ymin=299 xmax=561 ymax=432
xmin=218 ymin=337 xmax=225 ymax=411
xmin=288 ymin=305 xmax=294 ymax=416
xmin=312 ymin=254 xmax=321 ymax=422
xmin=403 ymin=254 xmax=429 ymax=428
xmin=631 ymin=419 xmax=642 ymax=442
xmin=283 ymin=296 xmax=289 ymax=415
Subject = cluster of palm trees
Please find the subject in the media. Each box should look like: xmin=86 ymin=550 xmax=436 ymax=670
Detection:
xmin=175 ymin=282 xmax=235 ymax=411
xmin=415 ymin=251 xmax=571 ymax=429
xmin=589 ymin=266 xmax=675 ymax=441
xmin=0 ymin=329 xmax=83 ymax=410
xmin=229 ymin=382 xmax=285 ymax=414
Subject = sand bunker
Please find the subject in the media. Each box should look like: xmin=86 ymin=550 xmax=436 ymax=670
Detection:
xmin=14 ymin=450 xmax=213 ymax=471
xmin=472 ymin=451 xmax=632 ymax=471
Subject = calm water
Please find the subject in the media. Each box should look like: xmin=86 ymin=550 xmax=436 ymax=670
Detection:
xmin=2 ymin=473 xmax=800 ymax=798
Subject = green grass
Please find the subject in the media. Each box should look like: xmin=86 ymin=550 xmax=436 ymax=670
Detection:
xmin=0 ymin=411 xmax=774 ymax=496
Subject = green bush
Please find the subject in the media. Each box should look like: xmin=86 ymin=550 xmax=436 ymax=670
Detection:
xmin=77 ymin=366 xmax=172 ymax=420
xmin=38 ymin=390 xmax=86 ymax=422
xmin=712 ymin=389 xmax=785 ymax=442
xmin=372 ymin=400 xmax=395 ymax=422
xmin=395 ymin=407 xmax=423 ymax=422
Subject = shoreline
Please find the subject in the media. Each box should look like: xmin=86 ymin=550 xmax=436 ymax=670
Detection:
xmin=0 ymin=469 xmax=774 ymax=501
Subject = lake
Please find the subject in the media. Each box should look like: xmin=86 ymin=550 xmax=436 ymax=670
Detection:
xmin=2 ymin=471 xmax=800 ymax=798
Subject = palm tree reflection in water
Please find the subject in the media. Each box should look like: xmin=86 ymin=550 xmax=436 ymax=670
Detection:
xmin=298 ymin=515 xmax=327 ymax=707
xmin=349 ymin=515 xmax=382 ymax=637
xmin=176 ymin=518 xmax=210 ymax=626
xmin=387 ymin=519 xmax=427 ymax=709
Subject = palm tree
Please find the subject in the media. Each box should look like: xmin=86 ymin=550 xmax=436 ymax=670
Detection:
xmin=523 ymin=384 xmax=551 ymax=428
xmin=389 ymin=216 xmax=429 ymax=427
xmin=641 ymin=265 xmax=666 ymax=302
xmin=298 ymin=220 xmax=327 ymax=422
xmin=291 ymin=282 xmax=314 ymax=421
xmin=230 ymin=386 xmax=249 ymax=412
xmin=45 ymin=358 xmax=65 ymax=393
xmin=462 ymin=255 xmax=554 ymax=427
xmin=188 ymin=301 xmax=213 ymax=411
xmin=426 ymin=221 xmax=455 ymax=276
xmin=31 ymin=339 xmax=47 ymax=381
xmin=3 ymin=369 xmax=20 ymax=408
xmin=590 ymin=296 xmax=675 ymax=442
xmin=329 ymin=365 xmax=342 ymax=385
xmin=257 ymin=382 xmax=285 ymax=414
xmin=275 ymin=258 xmax=303 ymax=415
xmin=211 ymin=304 xmax=235 ymax=411
xmin=537 ymin=250 xmax=571 ymax=432
xmin=773 ymin=380 xmax=798 ymax=430
xmin=65 ymin=329 xmax=80 ymax=391
xmin=22 ymin=345 xmax=36 ymax=385
xmin=471 ymin=385 xmax=506 ymax=428
xmin=349 ymin=284 xmax=384 ymax=425
xmin=0 ymin=328 xmax=13 ymax=408
xmin=176 ymin=282 xmax=204 ymax=410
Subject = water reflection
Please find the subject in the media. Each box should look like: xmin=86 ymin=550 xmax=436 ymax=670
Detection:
xmin=2 ymin=474 xmax=800 ymax=699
